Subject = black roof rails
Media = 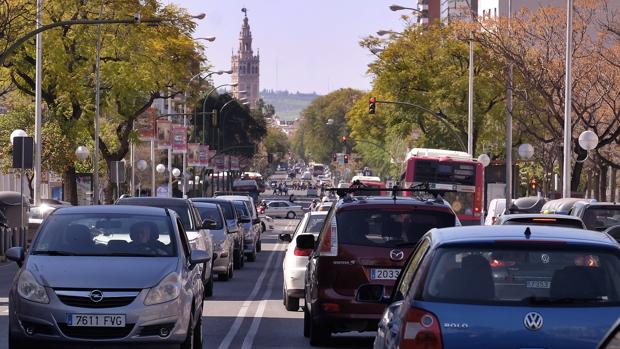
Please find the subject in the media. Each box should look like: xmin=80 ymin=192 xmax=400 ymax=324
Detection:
xmin=329 ymin=181 xmax=456 ymax=202
xmin=214 ymin=191 xmax=251 ymax=196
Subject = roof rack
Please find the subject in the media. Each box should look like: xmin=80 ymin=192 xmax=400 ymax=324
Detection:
xmin=214 ymin=191 xmax=251 ymax=196
xmin=329 ymin=181 xmax=456 ymax=202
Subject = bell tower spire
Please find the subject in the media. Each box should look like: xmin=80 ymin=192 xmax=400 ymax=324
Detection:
xmin=231 ymin=8 xmax=260 ymax=109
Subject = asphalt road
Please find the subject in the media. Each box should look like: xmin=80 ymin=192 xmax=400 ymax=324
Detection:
xmin=0 ymin=218 xmax=374 ymax=349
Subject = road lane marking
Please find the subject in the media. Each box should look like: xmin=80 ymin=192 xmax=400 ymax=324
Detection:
xmin=216 ymin=241 xmax=282 ymax=349
xmin=240 ymin=250 xmax=285 ymax=349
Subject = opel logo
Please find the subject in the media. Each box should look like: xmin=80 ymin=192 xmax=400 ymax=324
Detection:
xmin=389 ymin=249 xmax=404 ymax=261
xmin=89 ymin=290 xmax=104 ymax=303
xmin=523 ymin=312 xmax=543 ymax=331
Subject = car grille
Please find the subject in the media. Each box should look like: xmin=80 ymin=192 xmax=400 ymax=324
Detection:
xmin=55 ymin=290 xmax=140 ymax=309
xmin=58 ymin=323 xmax=134 ymax=339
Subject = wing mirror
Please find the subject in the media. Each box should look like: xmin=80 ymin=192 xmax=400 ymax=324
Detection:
xmin=296 ymin=234 xmax=315 ymax=250
xmin=189 ymin=249 xmax=211 ymax=266
xmin=201 ymin=219 xmax=218 ymax=230
xmin=278 ymin=233 xmax=292 ymax=242
xmin=356 ymin=284 xmax=389 ymax=304
xmin=6 ymin=247 xmax=25 ymax=267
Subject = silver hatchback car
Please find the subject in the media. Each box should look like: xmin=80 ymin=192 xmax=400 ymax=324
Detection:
xmin=6 ymin=205 xmax=208 ymax=349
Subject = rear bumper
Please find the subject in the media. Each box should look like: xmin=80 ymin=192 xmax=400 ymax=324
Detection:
xmin=310 ymin=306 xmax=381 ymax=333
xmin=286 ymin=289 xmax=304 ymax=299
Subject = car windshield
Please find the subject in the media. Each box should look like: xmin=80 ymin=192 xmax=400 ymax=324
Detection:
xmin=336 ymin=209 xmax=455 ymax=248
xmin=195 ymin=205 xmax=224 ymax=229
xmin=31 ymin=213 xmax=177 ymax=257
xmin=422 ymin=245 xmax=620 ymax=306
xmin=582 ymin=207 xmax=620 ymax=231
xmin=305 ymin=215 xmax=327 ymax=235
xmin=118 ymin=201 xmax=192 ymax=230
xmin=233 ymin=201 xmax=250 ymax=217
xmin=503 ymin=218 xmax=584 ymax=229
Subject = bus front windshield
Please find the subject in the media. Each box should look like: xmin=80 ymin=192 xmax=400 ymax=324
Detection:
xmin=442 ymin=192 xmax=474 ymax=216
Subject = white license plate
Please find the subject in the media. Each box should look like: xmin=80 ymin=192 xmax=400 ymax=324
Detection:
xmin=67 ymin=314 xmax=126 ymax=327
xmin=370 ymin=268 xmax=401 ymax=280
xmin=526 ymin=280 xmax=551 ymax=289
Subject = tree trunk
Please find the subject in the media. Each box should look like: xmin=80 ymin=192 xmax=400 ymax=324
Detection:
xmin=571 ymin=158 xmax=584 ymax=193
xmin=611 ymin=168 xmax=617 ymax=202
xmin=599 ymin=165 xmax=608 ymax=202
xmin=63 ymin=167 xmax=78 ymax=205
xmin=593 ymin=169 xmax=601 ymax=202
xmin=586 ymin=170 xmax=593 ymax=199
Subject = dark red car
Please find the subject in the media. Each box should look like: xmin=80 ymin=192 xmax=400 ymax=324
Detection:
xmin=300 ymin=195 xmax=458 ymax=346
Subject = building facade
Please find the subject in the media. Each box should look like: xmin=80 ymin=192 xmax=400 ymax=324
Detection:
xmin=440 ymin=0 xmax=477 ymax=23
xmin=231 ymin=11 xmax=260 ymax=109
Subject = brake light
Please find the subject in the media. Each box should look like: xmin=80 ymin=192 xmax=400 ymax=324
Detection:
xmin=294 ymin=247 xmax=312 ymax=256
xmin=490 ymin=259 xmax=516 ymax=268
xmin=400 ymin=308 xmax=443 ymax=349
xmin=317 ymin=215 xmax=338 ymax=256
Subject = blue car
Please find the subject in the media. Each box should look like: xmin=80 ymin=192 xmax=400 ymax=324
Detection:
xmin=359 ymin=225 xmax=620 ymax=349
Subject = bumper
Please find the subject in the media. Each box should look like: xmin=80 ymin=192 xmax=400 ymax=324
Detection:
xmin=9 ymin=287 xmax=191 ymax=346
xmin=283 ymin=267 xmax=305 ymax=292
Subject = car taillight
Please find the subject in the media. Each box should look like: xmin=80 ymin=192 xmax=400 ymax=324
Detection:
xmin=317 ymin=215 xmax=338 ymax=256
xmin=400 ymin=308 xmax=442 ymax=349
xmin=294 ymin=247 xmax=312 ymax=256
xmin=490 ymin=259 xmax=516 ymax=268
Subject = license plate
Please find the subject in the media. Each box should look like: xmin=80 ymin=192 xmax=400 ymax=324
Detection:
xmin=67 ymin=314 xmax=126 ymax=327
xmin=370 ymin=268 xmax=400 ymax=280
xmin=526 ymin=280 xmax=551 ymax=289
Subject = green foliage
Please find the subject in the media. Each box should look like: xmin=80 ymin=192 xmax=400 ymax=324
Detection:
xmin=293 ymin=88 xmax=363 ymax=164
xmin=263 ymin=126 xmax=290 ymax=158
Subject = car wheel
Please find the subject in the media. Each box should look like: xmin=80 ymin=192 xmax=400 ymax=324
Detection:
xmin=303 ymin=306 xmax=310 ymax=338
xmin=233 ymin=249 xmax=242 ymax=270
xmin=247 ymin=243 xmax=257 ymax=262
xmin=256 ymin=238 xmax=262 ymax=253
xmin=309 ymin=310 xmax=330 ymax=346
xmin=180 ymin=315 xmax=195 ymax=349
xmin=192 ymin=314 xmax=203 ymax=349
xmin=204 ymin=272 xmax=214 ymax=298
xmin=218 ymin=269 xmax=230 ymax=281
xmin=228 ymin=259 xmax=234 ymax=279
xmin=286 ymin=211 xmax=296 ymax=219
xmin=8 ymin=332 xmax=30 ymax=349
xmin=285 ymin=292 xmax=300 ymax=312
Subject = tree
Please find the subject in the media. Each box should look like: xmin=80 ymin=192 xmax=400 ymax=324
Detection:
xmin=0 ymin=0 xmax=203 ymax=203
xmin=293 ymin=88 xmax=363 ymax=164
xmin=263 ymin=126 xmax=290 ymax=166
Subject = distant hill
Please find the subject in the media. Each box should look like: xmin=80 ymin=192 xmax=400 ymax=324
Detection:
xmin=260 ymin=90 xmax=320 ymax=121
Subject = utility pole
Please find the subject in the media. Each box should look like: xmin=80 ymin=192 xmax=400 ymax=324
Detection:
xmin=562 ymin=0 xmax=574 ymax=198
xmin=34 ymin=0 xmax=42 ymax=206
xmin=92 ymin=0 xmax=104 ymax=204
xmin=167 ymin=93 xmax=173 ymax=197
xmin=505 ymin=0 xmax=514 ymax=213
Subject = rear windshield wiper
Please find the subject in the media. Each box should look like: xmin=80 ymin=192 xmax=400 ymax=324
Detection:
xmin=524 ymin=296 xmax=608 ymax=305
xmin=30 ymin=250 xmax=79 ymax=256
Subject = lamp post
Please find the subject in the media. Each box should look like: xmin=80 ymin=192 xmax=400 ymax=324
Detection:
xmin=34 ymin=0 xmax=42 ymax=206
xmin=563 ymin=0 xmax=574 ymax=198
xmin=517 ymin=143 xmax=534 ymax=199
xmin=477 ymin=153 xmax=491 ymax=224
xmin=136 ymin=159 xmax=147 ymax=197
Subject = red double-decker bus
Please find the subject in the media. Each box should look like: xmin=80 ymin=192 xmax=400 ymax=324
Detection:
xmin=402 ymin=148 xmax=484 ymax=225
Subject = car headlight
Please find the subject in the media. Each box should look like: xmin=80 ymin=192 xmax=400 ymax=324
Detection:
xmin=144 ymin=272 xmax=181 ymax=305
xmin=17 ymin=270 xmax=49 ymax=304
xmin=213 ymin=241 xmax=224 ymax=251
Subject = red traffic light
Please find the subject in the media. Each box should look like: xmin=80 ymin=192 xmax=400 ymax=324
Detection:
xmin=344 ymin=154 xmax=349 ymax=163
xmin=369 ymin=97 xmax=376 ymax=103
xmin=341 ymin=135 xmax=348 ymax=143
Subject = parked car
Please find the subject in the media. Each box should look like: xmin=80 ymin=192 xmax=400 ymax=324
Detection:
xmin=369 ymin=225 xmax=620 ymax=349
xmin=230 ymin=200 xmax=259 ymax=262
xmin=191 ymin=198 xmax=245 ymax=269
xmin=485 ymin=198 xmax=506 ymax=225
xmin=265 ymin=200 xmax=305 ymax=219
xmin=216 ymin=195 xmax=263 ymax=252
xmin=541 ymin=198 xmax=590 ymax=215
xmin=604 ymin=225 xmax=620 ymax=243
xmin=570 ymin=202 xmax=620 ymax=232
xmin=6 ymin=205 xmax=208 ymax=349
xmin=194 ymin=202 xmax=235 ymax=281
xmin=115 ymin=197 xmax=214 ymax=297
xmin=279 ymin=211 xmax=329 ymax=311
xmin=495 ymin=213 xmax=587 ymax=229
xmin=301 ymin=195 xmax=458 ymax=345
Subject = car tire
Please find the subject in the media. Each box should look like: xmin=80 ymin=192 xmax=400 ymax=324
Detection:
xmin=256 ymin=238 xmax=262 ymax=253
xmin=247 ymin=242 xmax=257 ymax=262
xmin=286 ymin=211 xmax=296 ymax=219
xmin=233 ymin=249 xmax=243 ymax=270
xmin=204 ymin=272 xmax=214 ymax=298
xmin=303 ymin=306 xmax=310 ymax=338
xmin=218 ymin=270 xmax=230 ymax=281
xmin=8 ymin=333 xmax=30 ymax=349
xmin=192 ymin=314 xmax=203 ymax=349
xmin=228 ymin=259 xmax=234 ymax=279
xmin=309 ymin=313 xmax=330 ymax=346
xmin=284 ymin=288 xmax=300 ymax=312
xmin=180 ymin=315 xmax=196 ymax=349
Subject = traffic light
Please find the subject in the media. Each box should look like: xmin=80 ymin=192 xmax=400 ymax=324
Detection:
xmin=530 ymin=178 xmax=538 ymax=191
xmin=332 ymin=153 xmax=337 ymax=162
xmin=341 ymin=135 xmax=348 ymax=144
xmin=211 ymin=109 xmax=219 ymax=127
xmin=267 ymin=153 xmax=273 ymax=164
xmin=344 ymin=154 xmax=349 ymax=164
xmin=369 ymin=97 xmax=376 ymax=114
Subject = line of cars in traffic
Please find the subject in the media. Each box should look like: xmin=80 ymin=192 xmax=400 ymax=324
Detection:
xmin=4 ymin=193 xmax=265 ymax=349
xmin=280 ymin=188 xmax=620 ymax=348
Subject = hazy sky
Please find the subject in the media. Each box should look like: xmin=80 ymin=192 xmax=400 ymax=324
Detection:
xmin=162 ymin=0 xmax=408 ymax=95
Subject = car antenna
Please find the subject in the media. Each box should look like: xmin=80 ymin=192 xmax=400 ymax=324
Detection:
xmin=524 ymin=226 xmax=532 ymax=239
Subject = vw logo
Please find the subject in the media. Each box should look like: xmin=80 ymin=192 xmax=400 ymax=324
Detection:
xmin=389 ymin=249 xmax=405 ymax=261
xmin=523 ymin=312 xmax=543 ymax=331
xmin=89 ymin=290 xmax=104 ymax=303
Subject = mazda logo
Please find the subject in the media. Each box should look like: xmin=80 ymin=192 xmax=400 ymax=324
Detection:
xmin=389 ymin=249 xmax=404 ymax=261
xmin=523 ymin=312 xmax=543 ymax=331
xmin=89 ymin=290 xmax=104 ymax=303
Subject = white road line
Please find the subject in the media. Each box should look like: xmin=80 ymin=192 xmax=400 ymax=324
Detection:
xmin=0 ymin=262 xmax=15 ymax=269
xmin=240 ymin=250 xmax=285 ymax=349
xmin=216 ymin=242 xmax=281 ymax=349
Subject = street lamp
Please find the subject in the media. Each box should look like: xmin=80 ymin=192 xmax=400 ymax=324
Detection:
xmin=156 ymin=164 xmax=166 ymax=174
xmin=477 ymin=153 xmax=491 ymax=224
xmin=75 ymin=146 xmax=90 ymax=161
xmin=10 ymin=129 xmax=28 ymax=145
xmin=377 ymin=30 xmax=401 ymax=37
xmin=137 ymin=160 xmax=148 ymax=171
xmin=389 ymin=4 xmax=422 ymax=13
xmin=518 ymin=143 xmax=535 ymax=161
xmin=576 ymin=130 xmax=598 ymax=163
xmin=195 ymin=36 xmax=216 ymax=42
xmin=326 ymin=119 xmax=334 ymax=125
xmin=477 ymin=154 xmax=491 ymax=168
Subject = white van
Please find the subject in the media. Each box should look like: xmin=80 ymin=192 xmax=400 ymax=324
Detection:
xmin=485 ymin=198 xmax=507 ymax=225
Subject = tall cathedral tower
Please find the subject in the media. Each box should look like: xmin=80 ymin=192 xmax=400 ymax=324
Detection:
xmin=231 ymin=9 xmax=260 ymax=109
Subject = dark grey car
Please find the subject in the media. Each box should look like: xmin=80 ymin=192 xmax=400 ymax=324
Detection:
xmin=6 ymin=205 xmax=208 ymax=349
xmin=194 ymin=202 xmax=235 ymax=281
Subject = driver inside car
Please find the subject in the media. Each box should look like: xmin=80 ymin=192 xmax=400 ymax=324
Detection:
xmin=129 ymin=221 xmax=167 ymax=254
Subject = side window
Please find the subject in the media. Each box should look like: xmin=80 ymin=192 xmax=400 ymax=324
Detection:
xmin=176 ymin=218 xmax=191 ymax=258
xmin=393 ymin=238 xmax=430 ymax=302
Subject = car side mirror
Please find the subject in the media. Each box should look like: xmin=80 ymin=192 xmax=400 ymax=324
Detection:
xmin=296 ymin=234 xmax=315 ymax=250
xmin=278 ymin=233 xmax=292 ymax=242
xmin=356 ymin=284 xmax=388 ymax=303
xmin=239 ymin=216 xmax=251 ymax=224
xmin=202 ymin=219 xmax=217 ymax=230
xmin=6 ymin=247 xmax=25 ymax=267
xmin=189 ymin=249 xmax=211 ymax=266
